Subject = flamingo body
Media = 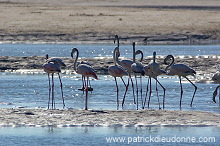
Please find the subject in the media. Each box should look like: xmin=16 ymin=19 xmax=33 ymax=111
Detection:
xmin=167 ymin=64 xmax=196 ymax=77
xmin=212 ymin=73 xmax=220 ymax=84
xmin=77 ymin=64 xmax=98 ymax=79
xmin=43 ymin=63 xmax=61 ymax=74
xmin=164 ymin=54 xmax=197 ymax=109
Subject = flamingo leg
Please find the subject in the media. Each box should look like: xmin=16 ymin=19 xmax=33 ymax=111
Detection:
xmin=51 ymin=73 xmax=55 ymax=109
xmin=85 ymin=76 xmax=89 ymax=110
xmin=82 ymin=76 xmax=85 ymax=94
xmin=120 ymin=77 xmax=127 ymax=87
xmin=155 ymin=80 xmax=160 ymax=108
xmin=129 ymin=73 xmax=136 ymax=104
xmin=114 ymin=77 xmax=119 ymax=110
xmin=147 ymin=77 xmax=152 ymax=109
xmin=122 ymin=77 xmax=129 ymax=108
xmin=154 ymin=78 xmax=165 ymax=109
xmin=179 ymin=77 xmax=183 ymax=110
xmin=135 ymin=75 xmax=139 ymax=110
xmin=47 ymin=73 xmax=51 ymax=109
xmin=58 ymin=73 xmax=65 ymax=109
xmin=185 ymin=77 xmax=197 ymax=107
xmin=140 ymin=76 xmax=144 ymax=109
xmin=143 ymin=77 xmax=150 ymax=109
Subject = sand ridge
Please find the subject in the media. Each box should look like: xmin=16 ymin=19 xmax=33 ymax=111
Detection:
xmin=0 ymin=108 xmax=220 ymax=127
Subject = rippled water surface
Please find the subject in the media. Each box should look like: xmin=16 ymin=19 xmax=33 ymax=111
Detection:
xmin=0 ymin=44 xmax=219 ymax=57
xmin=0 ymin=126 xmax=219 ymax=145
xmin=0 ymin=73 xmax=219 ymax=113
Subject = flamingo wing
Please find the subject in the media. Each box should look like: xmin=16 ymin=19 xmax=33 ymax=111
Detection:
xmin=43 ymin=63 xmax=61 ymax=73
xmin=108 ymin=65 xmax=128 ymax=77
xmin=77 ymin=64 xmax=98 ymax=79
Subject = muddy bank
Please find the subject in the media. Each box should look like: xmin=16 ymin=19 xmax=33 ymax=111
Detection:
xmin=0 ymin=108 xmax=220 ymax=127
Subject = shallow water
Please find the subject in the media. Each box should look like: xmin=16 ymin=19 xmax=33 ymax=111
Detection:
xmin=0 ymin=126 xmax=219 ymax=145
xmin=0 ymin=73 xmax=219 ymax=113
xmin=0 ymin=44 xmax=219 ymax=57
xmin=1 ymin=44 xmax=220 ymax=145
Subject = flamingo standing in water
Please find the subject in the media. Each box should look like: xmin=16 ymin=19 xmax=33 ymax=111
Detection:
xmin=164 ymin=55 xmax=197 ymax=109
xmin=212 ymin=72 xmax=220 ymax=104
xmin=108 ymin=47 xmax=128 ymax=110
xmin=131 ymin=42 xmax=145 ymax=109
xmin=71 ymin=48 xmax=98 ymax=110
xmin=43 ymin=54 xmax=66 ymax=109
xmin=71 ymin=49 xmax=93 ymax=93
xmin=144 ymin=52 xmax=166 ymax=109
xmin=114 ymin=35 xmax=136 ymax=104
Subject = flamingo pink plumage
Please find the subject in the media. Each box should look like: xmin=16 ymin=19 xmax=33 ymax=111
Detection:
xmin=43 ymin=54 xmax=65 ymax=109
xmin=131 ymin=42 xmax=145 ymax=110
xmin=108 ymin=47 xmax=128 ymax=110
xmin=145 ymin=52 xmax=166 ymax=109
xmin=164 ymin=54 xmax=197 ymax=109
xmin=114 ymin=35 xmax=136 ymax=104
xmin=71 ymin=48 xmax=98 ymax=110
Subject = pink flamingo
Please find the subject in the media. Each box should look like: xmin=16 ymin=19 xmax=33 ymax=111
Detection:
xmin=108 ymin=47 xmax=128 ymax=110
xmin=212 ymin=72 xmax=220 ymax=104
xmin=164 ymin=55 xmax=197 ymax=109
xmin=71 ymin=49 xmax=93 ymax=93
xmin=114 ymin=35 xmax=136 ymax=104
xmin=43 ymin=54 xmax=66 ymax=109
xmin=71 ymin=48 xmax=98 ymax=110
xmin=144 ymin=52 xmax=166 ymax=109
xmin=131 ymin=42 xmax=145 ymax=109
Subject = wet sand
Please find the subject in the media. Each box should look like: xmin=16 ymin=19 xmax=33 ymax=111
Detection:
xmin=0 ymin=108 xmax=219 ymax=127
xmin=0 ymin=0 xmax=220 ymax=44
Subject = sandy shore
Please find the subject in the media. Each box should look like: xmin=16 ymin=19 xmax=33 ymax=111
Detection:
xmin=0 ymin=0 xmax=220 ymax=44
xmin=0 ymin=108 xmax=219 ymax=127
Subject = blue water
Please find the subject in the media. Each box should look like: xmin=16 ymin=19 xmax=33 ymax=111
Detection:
xmin=0 ymin=44 xmax=219 ymax=57
xmin=0 ymin=126 xmax=219 ymax=145
xmin=0 ymin=73 xmax=219 ymax=113
xmin=0 ymin=44 xmax=220 ymax=145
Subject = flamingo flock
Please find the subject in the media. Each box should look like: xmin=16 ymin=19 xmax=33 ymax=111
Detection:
xmin=43 ymin=35 xmax=219 ymax=110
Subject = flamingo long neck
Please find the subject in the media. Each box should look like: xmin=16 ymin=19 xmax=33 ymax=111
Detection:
xmin=132 ymin=42 xmax=136 ymax=63
xmin=115 ymin=51 xmax=121 ymax=66
xmin=165 ymin=55 xmax=175 ymax=72
xmin=139 ymin=51 xmax=144 ymax=62
xmin=113 ymin=47 xmax=117 ymax=65
xmin=153 ymin=52 xmax=156 ymax=63
xmin=72 ymin=49 xmax=79 ymax=71
xmin=114 ymin=35 xmax=119 ymax=47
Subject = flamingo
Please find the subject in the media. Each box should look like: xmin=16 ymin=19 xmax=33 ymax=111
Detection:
xmin=114 ymin=35 xmax=136 ymax=104
xmin=71 ymin=50 xmax=93 ymax=93
xmin=212 ymin=72 xmax=220 ymax=104
xmin=131 ymin=42 xmax=145 ymax=109
xmin=71 ymin=48 xmax=98 ymax=110
xmin=144 ymin=52 xmax=166 ymax=109
xmin=108 ymin=47 xmax=128 ymax=110
xmin=164 ymin=55 xmax=197 ymax=109
xmin=43 ymin=54 xmax=66 ymax=109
